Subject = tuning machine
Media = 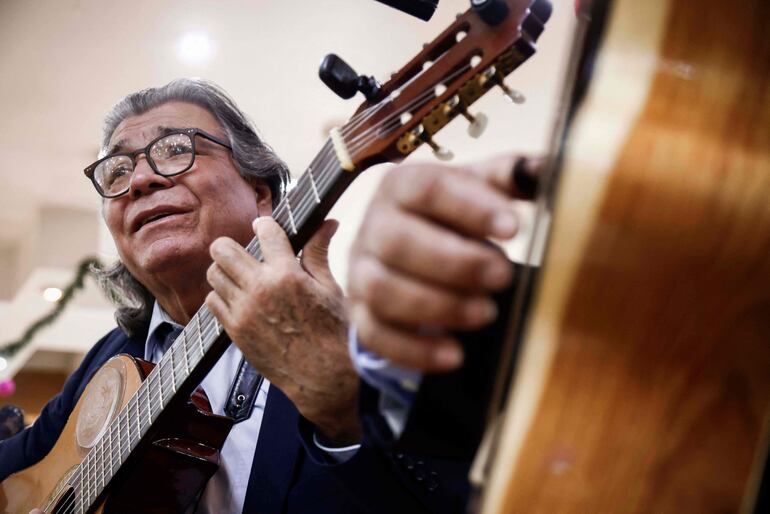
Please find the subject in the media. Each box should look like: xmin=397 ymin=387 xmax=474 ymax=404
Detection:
xmin=500 ymin=83 xmax=526 ymax=104
xmin=445 ymin=96 xmax=488 ymax=138
xmin=404 ymin=124 xmax=454 ymax=161
xmin=479 ymin=66 xmax=526 ymax=104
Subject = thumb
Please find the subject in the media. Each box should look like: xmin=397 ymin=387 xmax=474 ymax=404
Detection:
xmin=300 ymin=219 xmax=339 ymax=285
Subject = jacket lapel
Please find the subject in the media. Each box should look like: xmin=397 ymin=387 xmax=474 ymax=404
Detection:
xmin=243 ymin=385 xmax=301 ymax=514
xmin=120 ymin=325 xmax=149 ymax=359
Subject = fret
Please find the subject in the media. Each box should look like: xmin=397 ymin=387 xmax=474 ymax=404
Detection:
xmin=308 ymin=167 xmax=321 ymax=204
xmin=88 ymin=452 xmax=94 ymax=504
xmin=98 ymin=442 xmax=105 ymax=493
xmin=157 ymin=363 xmax=165 ymax=406
xmin=285 ymin=194 xmax=298 ymax=234
xmin=145 ymin=379 xmax=153 ymax=424
xmin=182 ymin=332 xmax=190 ymax=375
xmin=106 ymin=426 xmax=114 ymax=477
xmin=82 ymin=456 xmax=90 ymax=508
xmin=196 ymin=316 xmax=205 ymax=357
xmin=134 ymin=396 xmax=142 ymax=441
xmin=116 ymin=414 xmax=123 ymax=463
xmin=169 ymin=344 xmax=178 ymax=392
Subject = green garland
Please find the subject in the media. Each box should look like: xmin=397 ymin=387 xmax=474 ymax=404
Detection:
xmin=0 ymin=257 xmax=103 ymax=359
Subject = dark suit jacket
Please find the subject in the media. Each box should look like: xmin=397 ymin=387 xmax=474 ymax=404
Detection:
xmin=0 ymin=325 xmax=470 ymax=513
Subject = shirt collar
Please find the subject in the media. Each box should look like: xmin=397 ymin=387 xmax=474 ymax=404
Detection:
xmin=144 ymin=301 xmax=184 ymax=361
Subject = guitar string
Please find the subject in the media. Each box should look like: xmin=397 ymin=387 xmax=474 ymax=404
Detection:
xmin=54 ymin=47 xmax=515 ymax=512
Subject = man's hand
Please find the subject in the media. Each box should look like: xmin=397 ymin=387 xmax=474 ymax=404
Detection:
xmin=205 ymin=217 xmax=361 ymax=445
xmin=348 ymin=155 xmax=541 ymax=373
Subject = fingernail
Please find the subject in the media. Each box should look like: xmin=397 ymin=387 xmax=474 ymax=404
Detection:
xmin=253 ymin=216 xmax=272 ymax=236
xmin=327 ymin=219 xmax=340 ymax=239
xmin=435 ymin=345 xmax=464 ymax=368
xmin=491 ymin=210 xmax=518 ymax=239
xmin=465 ymin=298 xmax=498 ymax=324
xmin=210 ymin=239 xmax=225 ymax=256
xmin=483 ymin=261 xmax=513 ymax=289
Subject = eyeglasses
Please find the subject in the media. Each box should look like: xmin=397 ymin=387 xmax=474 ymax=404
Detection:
xmin=84 ymin=128 xmax=232 ymax=198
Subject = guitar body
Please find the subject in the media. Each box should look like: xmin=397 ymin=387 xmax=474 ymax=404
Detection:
xmin=0 ymin=354 xmax=233 ymax=514
xmin=481 ymin=0 xmax=770 ymax=512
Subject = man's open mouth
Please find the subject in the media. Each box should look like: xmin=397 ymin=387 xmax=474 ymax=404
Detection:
xmin=132 ymin=208 xmax=187 ymax=232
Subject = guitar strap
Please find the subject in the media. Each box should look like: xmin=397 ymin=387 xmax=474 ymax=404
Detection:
xmin=224 ymin=357 xmax=264 ymax=424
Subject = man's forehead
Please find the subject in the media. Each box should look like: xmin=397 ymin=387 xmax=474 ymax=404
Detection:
xmin=107 ymin=101 xmax=221 ymax=154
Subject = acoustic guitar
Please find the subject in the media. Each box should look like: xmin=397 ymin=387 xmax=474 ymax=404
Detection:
xmin=476 ymin=0 xmax=770 ymax=512
xmin=0 ymin=0 xmax=552 ymax=512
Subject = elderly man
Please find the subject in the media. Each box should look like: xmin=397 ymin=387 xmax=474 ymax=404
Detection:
xmin=0 ymin=79 xmax=469 ymax=514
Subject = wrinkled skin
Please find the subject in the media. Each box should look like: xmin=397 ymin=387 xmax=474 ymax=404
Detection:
xmin=206 ymin=218 xmax=360 ymax=443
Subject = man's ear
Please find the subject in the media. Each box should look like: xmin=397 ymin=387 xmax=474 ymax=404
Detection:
xmin=254 ymin=181 xmax=273 ymax=217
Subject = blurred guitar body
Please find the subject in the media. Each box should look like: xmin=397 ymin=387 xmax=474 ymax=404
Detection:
xmin=0 ymin=355 xmax=232 ymax=513
xmin=480 ymin=0 xmax=770 ymax=512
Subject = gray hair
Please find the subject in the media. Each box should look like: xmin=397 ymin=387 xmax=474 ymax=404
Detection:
xmin=94 ymin=78 xmax=290 ymax=336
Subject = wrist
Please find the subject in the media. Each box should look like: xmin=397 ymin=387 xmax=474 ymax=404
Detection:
xmin=313 ymin=413 xmax=362 ymax=446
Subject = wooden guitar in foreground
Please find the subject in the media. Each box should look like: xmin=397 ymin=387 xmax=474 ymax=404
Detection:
xmin=0 ymin=1 xmax=552 ymax=511
xmin=479 ymin=0 xmax=770 ymax=512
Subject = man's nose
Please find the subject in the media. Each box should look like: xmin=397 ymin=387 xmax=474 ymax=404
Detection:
xmin=128 ymin=155 xmax=173 ymax=199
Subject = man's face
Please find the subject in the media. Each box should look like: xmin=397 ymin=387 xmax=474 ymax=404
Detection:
xmin=102 ymin=101 xmax=271 ymax=292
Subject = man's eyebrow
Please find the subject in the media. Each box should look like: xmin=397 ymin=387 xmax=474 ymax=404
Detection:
xmin=105 ymin=126 xmax=186 ymax=156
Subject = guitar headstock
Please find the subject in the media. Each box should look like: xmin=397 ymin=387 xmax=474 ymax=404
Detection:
xmin=336 ymin=0 xmax=551 ymax=171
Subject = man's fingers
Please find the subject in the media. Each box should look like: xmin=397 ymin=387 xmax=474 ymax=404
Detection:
xmin=209 ymin=237 xmax=259 ymax=289
xmin=352 ymin=305 xmax=463 ymax=372
xmin=205 ymin=290 xmax=231 ymax=328
xmin=384 ymin=164 xmax=519 ymax=240
xmin=355 ymin=205 xmax=513 ymax=292
xmin=300 ymin=219 xmax=339 ymax=285
xmin=348 ymin=256 xmax=497 ymax=331
xmin=206 ymin=262 xmax=240 ymax=306
xmin=253 ymin=216 xmax=297 ymax=265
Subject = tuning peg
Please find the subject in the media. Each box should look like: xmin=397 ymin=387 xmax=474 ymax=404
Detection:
xmin=444 ymin=95 xmax=487 ymax=138
xmin=466 ymin=112 xmax=488 ymax=138
xmin=499 ymin=82 xmax=526 ymax=104
xmin=431 ymin=144 xmax=455 ymax=161
xmin=412 ymin=124 xmax=454 ymax=161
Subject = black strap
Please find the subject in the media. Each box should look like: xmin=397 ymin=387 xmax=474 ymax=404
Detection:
xmin=225 ymin=357 xmax=264 ymax=424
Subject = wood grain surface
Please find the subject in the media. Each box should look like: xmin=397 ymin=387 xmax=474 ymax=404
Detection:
xmin=482 ymin=0 xmax=770 ymax=512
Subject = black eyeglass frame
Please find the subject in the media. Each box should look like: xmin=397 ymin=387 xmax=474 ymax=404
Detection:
xmin=83 ymin=128 xmax=233 ymax=198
